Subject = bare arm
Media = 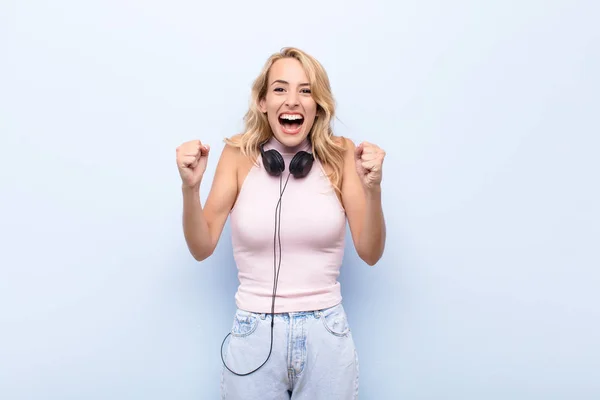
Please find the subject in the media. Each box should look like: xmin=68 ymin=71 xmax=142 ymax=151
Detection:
xmin=182 ymin=144 xmax=238 ymax=261
xmin=356 ymin=185 xmax=386 ymax=265
xmin=340 ymin=137 xmax=386 ymax=266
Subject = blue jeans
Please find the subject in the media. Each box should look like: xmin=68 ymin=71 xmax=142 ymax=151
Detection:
xmin=220 ymin=302 xmax=359 ymax=399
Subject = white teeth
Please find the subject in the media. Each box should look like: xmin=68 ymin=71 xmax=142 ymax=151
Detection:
xmin=280 ymin=114 xmax=303 ymax=120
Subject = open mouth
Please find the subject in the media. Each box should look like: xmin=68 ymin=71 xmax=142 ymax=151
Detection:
xmin=278 ymin=113 xmax=304 ymax=135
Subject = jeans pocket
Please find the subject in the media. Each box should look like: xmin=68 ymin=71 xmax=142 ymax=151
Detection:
xmin=321 ymin=304 xmax=351 ymax=337
xmin=231 ymin=309 xmax=259 ymax=337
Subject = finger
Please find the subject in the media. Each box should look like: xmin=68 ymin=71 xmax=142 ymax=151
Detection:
xmin=179 ymin=146 xmax=200 ymax=157
xmin=360 ymin=152 xmax=379 ymax=161
xmin=361 ymin=160 xmax=380 ymax=171
xmin=200 ymin=144 xmax=210 ymax=156
xmin=361 ymin=145 xmax=381 ymax=155
xmin=354 ymin=142 xmax=364 ymax=160
xmin=180 ymin=155 xmax=198 ymax=168
xmin=178 ymin=140 xmax=200 ymax=152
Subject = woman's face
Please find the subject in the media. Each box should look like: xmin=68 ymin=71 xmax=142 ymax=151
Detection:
xmin=259 ymin=58 xmax=317 ymax=147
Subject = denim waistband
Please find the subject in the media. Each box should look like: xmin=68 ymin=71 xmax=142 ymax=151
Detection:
xmin=238 ymin=302 xmax=342 ymax=320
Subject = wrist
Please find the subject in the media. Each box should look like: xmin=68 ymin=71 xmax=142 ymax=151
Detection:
xmin=182 ymin=183 xmax=200 ymax=195
xmin=364 ymin=184 xmax=382 ymax=198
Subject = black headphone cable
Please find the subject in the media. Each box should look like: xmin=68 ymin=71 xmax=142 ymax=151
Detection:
xmin=220 ymin=172 xmax=291 ymax=376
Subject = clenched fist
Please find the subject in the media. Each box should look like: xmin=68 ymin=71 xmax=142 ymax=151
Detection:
xmin=176 ymin=140 xmax=210 ymax=189
xmin=355 ymin=141 xmax=386 ymax=191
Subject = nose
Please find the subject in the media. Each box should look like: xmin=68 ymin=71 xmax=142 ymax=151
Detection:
xmin=285 ymin=91 xmax=300 ymax=108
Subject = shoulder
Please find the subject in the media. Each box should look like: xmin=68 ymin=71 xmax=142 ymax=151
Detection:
xmin=221 ymin=133 xmax=257 ymax=185
xmin=220 ymin=133 xmax=244 ymax=158
xmin=334 ymin=136 xmax=361 ymax=201
xmin=211 ymin=135 xmax=244 ymax=177
xmin=332 ymin=135 xmax=355 ymax=152
xmin=315 ymin=135 xmax=355 ymax=173
xmin=331 ymin=136 xmax=356 ymax=167
xmin=223 ymin=132 xmax=259 ymax=161
xmin=223 ymin=132 xmax=244 ymax=149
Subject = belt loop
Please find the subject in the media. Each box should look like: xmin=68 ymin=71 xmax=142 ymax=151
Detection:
xmin=313 ymin=310 xmax=321 ymax=319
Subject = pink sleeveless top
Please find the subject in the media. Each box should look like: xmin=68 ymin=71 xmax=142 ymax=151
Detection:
xmin=229 ymin=137 xmax=346 ymax=313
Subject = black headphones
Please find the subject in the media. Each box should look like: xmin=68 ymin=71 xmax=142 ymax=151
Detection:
xmin=260 ymin=141 xmax=315 ymax=178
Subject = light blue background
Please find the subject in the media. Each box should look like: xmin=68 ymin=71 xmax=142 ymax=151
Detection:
xmin=1 ymin=1 xmax=599 ymax=399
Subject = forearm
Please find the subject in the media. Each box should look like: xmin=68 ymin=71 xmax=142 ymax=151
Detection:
xmin=182 ymin=185 xmax=213 ymax=261
xmin=357 ymin=187 xmax=386 ymax=265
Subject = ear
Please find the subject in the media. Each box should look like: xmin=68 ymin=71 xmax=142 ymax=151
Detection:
xmin=259 ymin=97 xmax=267 ymax=113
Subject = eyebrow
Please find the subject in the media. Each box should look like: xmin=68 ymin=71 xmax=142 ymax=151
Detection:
xmin=270 ymin=80 xmax=310 ymax=87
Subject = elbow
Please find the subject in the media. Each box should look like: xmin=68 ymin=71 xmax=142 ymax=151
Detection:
xmin=358 ymin=249 xmax=383 ymax=266
xmin=366 ymin=258 xmax=379 ymax=267
xmin=356 ymin=229 xmax=386 ymax=267
xmin=192 ymin=252 xmax=211 ymax=262
xmin=190 ymin=246 xmax=214 ymax=262
xmin=185 ymin=234 xmax=216 ymax=262
xmin=192 ymin=252 xmax=209 ymax=262
xmin=362 ymin=255 xmax=381 ymax=266
xmin=357 ymin=242 xmax=385 ymax=266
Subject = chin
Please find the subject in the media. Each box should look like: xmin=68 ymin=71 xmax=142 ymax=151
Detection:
xmin=274 ymin=131 xmax=307 ymax=146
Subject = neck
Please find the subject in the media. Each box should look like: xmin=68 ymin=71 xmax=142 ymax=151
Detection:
xmin=266 ymin=136 xmax=310 ymax=155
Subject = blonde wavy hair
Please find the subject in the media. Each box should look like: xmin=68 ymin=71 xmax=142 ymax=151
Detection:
xmin=225 ymin=47 xmax=346 ymax=196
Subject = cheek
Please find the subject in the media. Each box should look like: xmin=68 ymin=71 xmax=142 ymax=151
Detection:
xmin=303 ymin=99 xmax=317 ymax=116
xmin=265 ymin=100 xmax=279 ymax=119
xmin=268 ymin=113 xmax=279 ymax=128
xmin=263 ymin=94 xmax=279 ymax=110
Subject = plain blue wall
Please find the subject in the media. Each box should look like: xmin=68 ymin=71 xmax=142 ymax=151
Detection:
xmin=1 ymin=0 xmax=598 ymax=399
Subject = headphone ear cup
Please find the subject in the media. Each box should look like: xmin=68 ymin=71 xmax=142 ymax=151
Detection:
xmin=289 ymin=151 xmax=315 ymax=178
xmin=262 ymin=149 xmax=285 ymax=176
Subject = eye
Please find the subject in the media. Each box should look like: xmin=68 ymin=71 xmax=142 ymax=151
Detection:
xmin=301 ymin=88 xmax=311 ymax=94
xmin=273 ymin=87 xmax=285 ymax=92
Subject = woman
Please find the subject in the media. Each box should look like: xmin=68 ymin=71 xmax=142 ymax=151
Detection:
xmin=175 ymin=47 xmax=386 ymax=399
